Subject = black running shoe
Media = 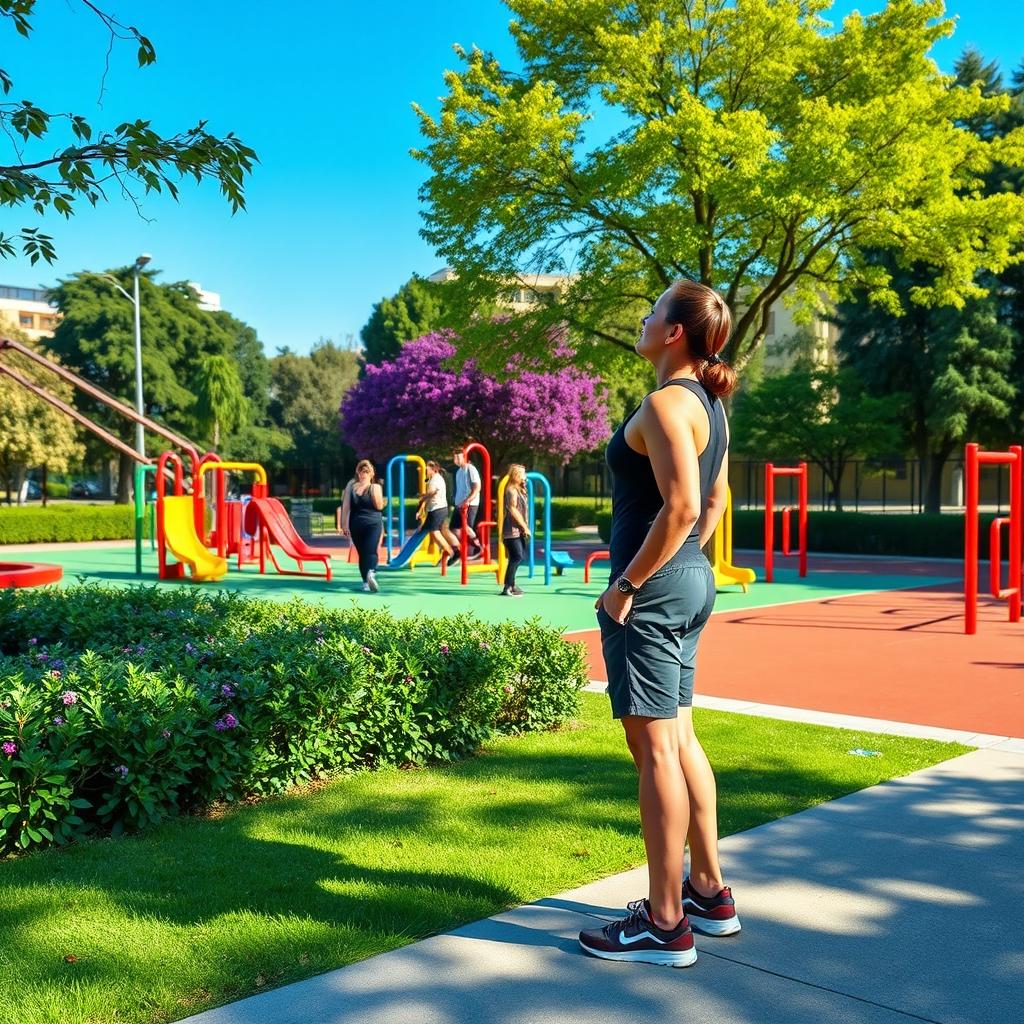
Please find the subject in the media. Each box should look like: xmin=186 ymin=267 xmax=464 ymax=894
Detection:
xmin=579 ymin=899 xmax=697 ymax=967
xmin=682 ymin=877 xmax=742 ymax=936
xmin=446 ymin=552 xmax=461 ymax=567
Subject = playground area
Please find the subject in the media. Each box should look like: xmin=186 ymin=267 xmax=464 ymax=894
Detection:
xmin=5 ymin=536 xmax=1022 ymax=741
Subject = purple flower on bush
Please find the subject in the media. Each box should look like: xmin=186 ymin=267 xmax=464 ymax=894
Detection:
xmin=135 ymin=645 xmax=146 ymax=655
xmin=440 ymin=644 xmax=450 ymax=654
xmin=361 ymin=646 xmax=373 ymax=656
xmin=122 ymin=646 xmax=132 ymax=654
xmin=28 ymin=637 xmax=38 ymax=646
xmin=479 ymin=641 xmax=490 ymax=650
xmin=37 ymin=653 xmax=49 ymax=662
xmin=61 ymin=691 xmax=79 ymax=706
xmin=185 ymin=642 xmax=197 ymax=655
xmin=503 ymin=684 xmax=514 ymax=695
xmin=162 ymin=729 xmax=171 ymax=739
xmin=221 ymin=684 xmax=236 ymax=698
xmin=53 ymin=715 xmax=65 ymax=726
xmin=2 ymin=741 xmax=16 ymax=757
xmin=214 ymin=713 xmax=239 ymax=731
xmin=404 ymin=675 xmax=414 ymax=685
xmin=114 ymin=764 xmax=129 ymax=779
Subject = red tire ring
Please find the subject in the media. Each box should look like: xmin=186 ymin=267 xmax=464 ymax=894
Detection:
xmin=0 ymin=562 xmax=64 ymax=588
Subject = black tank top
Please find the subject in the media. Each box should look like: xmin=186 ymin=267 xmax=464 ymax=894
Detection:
xmin=606 ymin=378 xmax=727 ymax=579
xmin=349 ymin=483 xmax=382 ymax=527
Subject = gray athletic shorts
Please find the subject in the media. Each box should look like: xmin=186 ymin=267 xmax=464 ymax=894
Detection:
xmin=597 ymin=560 xmax=716 ymax=719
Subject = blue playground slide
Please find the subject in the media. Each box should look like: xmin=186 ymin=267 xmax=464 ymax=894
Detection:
xmin=378 ymin=528 xmax=429 ymax=571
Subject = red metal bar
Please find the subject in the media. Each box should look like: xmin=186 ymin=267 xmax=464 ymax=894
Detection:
xmin=781 ymin=506 xmax=792 ymax=556
xmin=965 ymin=444 xmax=979 ymax=635
xmin=990 ymin=518 xmax=1012 ymax=598
xmin=584 ymin=549 xmax=610 ymax=584
xmin=799 ymin=461 xmax=808 ymax=578
xmin=463 ymin=442 xmax=492 ymax=564
xmin=1009 ymin=445 xmax=1022 ymax=624
xmin=764 ymin=464 xmax=775 ymax=583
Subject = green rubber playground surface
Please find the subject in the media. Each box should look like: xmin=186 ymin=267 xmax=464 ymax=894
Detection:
xmin=3 ymin=543 xmax=957 ymax=631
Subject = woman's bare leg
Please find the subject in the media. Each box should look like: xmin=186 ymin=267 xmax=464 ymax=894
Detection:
xmin=429 ymin=529 xmax=453 ymax=558
xmin=621 ymin=715 xmax=689 ymax=929
xmin=676 ymin=707 xmax=725 ymax=895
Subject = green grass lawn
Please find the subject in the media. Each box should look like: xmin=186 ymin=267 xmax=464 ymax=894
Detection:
xmin=1 ymin=694 xmax=966 ymax=1024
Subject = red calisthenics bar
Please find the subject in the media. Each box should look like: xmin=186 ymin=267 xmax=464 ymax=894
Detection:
xmin=764 ymin=462 xmax=808 ymax=582
xmin=964 ymin=443 xmax=1022 ymax=635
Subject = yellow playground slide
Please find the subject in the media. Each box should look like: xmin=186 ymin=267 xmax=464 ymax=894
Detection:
xmin=707 ymin=486 xmax=756 ymax=592
xmin=162 ymin=495 xmax=228 ymax=581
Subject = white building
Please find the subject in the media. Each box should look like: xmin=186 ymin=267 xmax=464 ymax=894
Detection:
xmin=0 ymin=284 xmax=59 ymax=340
xmin=188 ymin=282 xmax=222 ymax=312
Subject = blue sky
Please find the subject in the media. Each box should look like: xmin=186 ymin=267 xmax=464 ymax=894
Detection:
xmin=1 ymin=1 xmax=1021 ymax=356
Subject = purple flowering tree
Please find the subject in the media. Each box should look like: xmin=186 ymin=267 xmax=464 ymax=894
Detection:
xmin=340 ymin=332 xmax=609 ymax=467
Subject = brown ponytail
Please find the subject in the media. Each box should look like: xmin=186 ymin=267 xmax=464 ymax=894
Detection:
xmin=663 ymin=280 xmax=738 ymax=398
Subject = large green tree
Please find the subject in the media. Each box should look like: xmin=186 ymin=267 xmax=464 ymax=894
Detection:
xmin=47 ymin=270 xmax=236 ymax=501
xmin=731 ymin=361 xmax=903 ymax=511
xmin=193 ymin=355 xmax=246 ymax=450
xmin=360 ymin=275 xmax=456 ymax=366
xmin=268 ymin=342 xmax=360 ymax=470
xmin=836 ymin=263 xmax=1018 ymax=512
xmin=835 ymin=48 xmax=1023 ymax=512
xmin=414 ymin=0 xmax=1024 ymax=374
xmin=0 ymin=1 xmax=254 ymax=264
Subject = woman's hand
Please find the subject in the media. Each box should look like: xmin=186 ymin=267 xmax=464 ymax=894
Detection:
xmin=596 ymin=586 xmax=633 ymax=625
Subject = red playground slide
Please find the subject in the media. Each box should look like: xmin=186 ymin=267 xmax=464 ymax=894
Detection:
xmin=243 ymin=498 xmax=332 ymax=581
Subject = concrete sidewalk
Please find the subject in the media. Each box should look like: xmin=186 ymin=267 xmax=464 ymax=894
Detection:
xmin=181 ymin=748 xmax=1024 ymax=1024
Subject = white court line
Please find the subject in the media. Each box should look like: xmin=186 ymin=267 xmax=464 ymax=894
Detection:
xmin=579 ymin=682 xmax=1020 ymax=747
xmin=562 ymin=576 xmax=960 ymax=637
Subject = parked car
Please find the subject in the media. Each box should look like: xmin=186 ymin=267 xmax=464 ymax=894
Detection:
xmin=69 ymin=480 xmax=101 ymax=498
xmin=24 ymin=480 xmax=41 ymax=499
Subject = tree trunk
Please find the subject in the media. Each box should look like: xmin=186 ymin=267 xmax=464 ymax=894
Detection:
xmin=923 ymin=451 xmax=948 ymax=515
xmin=116 ymin=451 xmax=134 ymax=505
xmin=41 ymin=464 xmax=48 ymax=508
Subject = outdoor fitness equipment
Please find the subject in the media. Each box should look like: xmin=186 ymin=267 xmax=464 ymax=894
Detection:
xmin=383 ymin=454 xmax=441 ymax=570
xmin=764 ymin=462 xmax=808 ymax=582
xmin=456 ymin=442 xmax=501 ymax=584
xmin=964 ymin=443 xmax=1021 ymax=636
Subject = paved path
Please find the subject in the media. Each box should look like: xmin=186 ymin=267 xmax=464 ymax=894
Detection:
xmin=180 ymin=748 xmax=1024 ymax=1024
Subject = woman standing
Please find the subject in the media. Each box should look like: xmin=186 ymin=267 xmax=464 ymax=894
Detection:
xmin=578 ymin=280 xmax=740 ymax=968
xmin=418 ymin=459 xmax=454 ymax=563
xmin=500 ymin=463 xmax=531 ymax=597
xmin=340 ymin=460 xmax=385 ymax=592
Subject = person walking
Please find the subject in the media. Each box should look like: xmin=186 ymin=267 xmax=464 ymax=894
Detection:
xmin=500 ymin=463 xmax=530 ymax=596
xmin=578 ymin=280 xmax=740 ymax=968
xmin=445 ymin=447 xmax=483 ymax=565
xmin=418 ymin=459 xmax=454 ymax=563
xmin=340 ymin=460 xmax=386 ymax=592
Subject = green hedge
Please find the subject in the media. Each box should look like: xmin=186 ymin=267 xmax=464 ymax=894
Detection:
xmin=533 ymin=497 xmax=608 ymax=530
xmin=0 ymin=505 xmax=146 ymax=545
xmin=598 ymin=509 xmax=981 ymax=558
xmin=0 ymin=585 xmax=586 ymax=855
xmin=45 ymin=483 xmax=69 ymax=499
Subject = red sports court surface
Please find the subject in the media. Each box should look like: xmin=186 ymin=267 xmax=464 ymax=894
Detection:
xmin=577 ymin=554 xmax=1024 ymax=738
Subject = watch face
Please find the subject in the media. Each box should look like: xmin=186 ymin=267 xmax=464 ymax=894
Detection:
xmin=617 ymin=577 xmax=633 ymax=594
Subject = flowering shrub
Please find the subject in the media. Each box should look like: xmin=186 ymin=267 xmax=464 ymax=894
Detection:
xmin=340 ymin=333 xmax=610 ymax=463
xmin=0 ymin=584 xmax=586 ymax=855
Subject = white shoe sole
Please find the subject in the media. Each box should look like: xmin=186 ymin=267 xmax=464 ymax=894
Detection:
xmin=578 ymin=938 xmax=697 ymax=967
xmin=366 ymin=576 xmax=379 ymax=593
xmin=687 ymin=915 xmax=741 ymax=937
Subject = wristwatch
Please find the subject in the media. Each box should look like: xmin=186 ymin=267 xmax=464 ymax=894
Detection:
xmin=616 ymin=576 xmax=640 ymax=596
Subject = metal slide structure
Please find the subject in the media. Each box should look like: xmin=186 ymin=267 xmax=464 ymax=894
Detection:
xmin=0 ymin=336 xmax=202 ymax=479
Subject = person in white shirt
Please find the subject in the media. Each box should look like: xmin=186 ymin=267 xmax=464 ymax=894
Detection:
xmin=445 ymin=447 xmax=483 ymax=565
xmin=417 ymin=459 xmax=454 ymax=561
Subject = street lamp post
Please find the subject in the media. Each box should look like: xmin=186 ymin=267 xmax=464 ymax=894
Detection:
xmin=101 ymin=254 xmax=151 ymax=458
xmin=131 ymin=254 xmax=151 ymax=457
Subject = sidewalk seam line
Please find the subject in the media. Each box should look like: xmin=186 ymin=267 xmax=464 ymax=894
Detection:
xmin=696 ymin=948 xmax=946 ymax=1023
